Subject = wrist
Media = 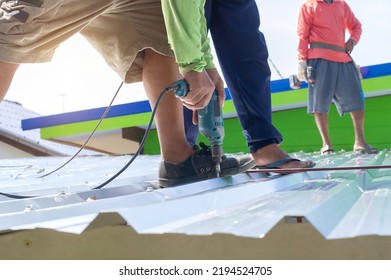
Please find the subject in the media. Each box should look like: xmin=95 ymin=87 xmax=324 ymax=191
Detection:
xmin=179 ymin=59 xmax=207 ymax=74
xmin=298 ymin=60 xmax=307 ymax=67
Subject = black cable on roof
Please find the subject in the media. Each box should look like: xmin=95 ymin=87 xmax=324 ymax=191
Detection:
xmin=0 ymin=82 xmax=179 ymax=199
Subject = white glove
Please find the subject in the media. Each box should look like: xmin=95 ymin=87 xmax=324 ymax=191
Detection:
xmin=297 ymin=60 xmax=308 ymax=82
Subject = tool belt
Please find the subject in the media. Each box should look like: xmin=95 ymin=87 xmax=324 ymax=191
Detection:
xmin=310 ymin=42 xmax=346 ymax=53
xmin=309 ymin=42 xmax=362 ymax=80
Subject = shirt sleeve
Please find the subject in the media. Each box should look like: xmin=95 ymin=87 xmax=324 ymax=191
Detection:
xmin=297 ymin=3 xmax=313 ymax=61
xmin=343 ymin=2 xmax=362 ymax=44
xmin=161 ymin=0 xmax=215 ymax=74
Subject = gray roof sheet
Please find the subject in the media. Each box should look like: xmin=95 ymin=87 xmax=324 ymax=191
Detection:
xmin=1 ymin=149 xmax=390 ymax=240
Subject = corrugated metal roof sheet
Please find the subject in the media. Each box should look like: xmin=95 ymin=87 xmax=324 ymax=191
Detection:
xmin=1 ymin=149 xmax=390 ymax=240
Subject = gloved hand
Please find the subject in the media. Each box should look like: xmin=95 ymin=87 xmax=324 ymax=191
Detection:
xmin=297 ymin=60 xmax=308 ymax=82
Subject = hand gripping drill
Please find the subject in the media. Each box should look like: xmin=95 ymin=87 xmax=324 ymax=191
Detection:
xmin=173 ymin=79 xmax=224 ymax=176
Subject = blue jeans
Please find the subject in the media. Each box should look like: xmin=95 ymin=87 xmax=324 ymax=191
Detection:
xmin=184 ymin=0 xmax=283 ymax=153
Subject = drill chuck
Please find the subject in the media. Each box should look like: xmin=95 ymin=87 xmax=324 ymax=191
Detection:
xmin=173 ymin=79 xmax=224 ymax=175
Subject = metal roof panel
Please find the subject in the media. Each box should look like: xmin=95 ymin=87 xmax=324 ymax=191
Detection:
xmin=0 ymin=149 xmax=390 ymax=240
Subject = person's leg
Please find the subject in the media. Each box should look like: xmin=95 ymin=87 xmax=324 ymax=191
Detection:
xmin=332 ymin=62 xmax=377 ymax=153
xmin=350 ymin=110 xmax=366 ymax=148
xmin=206 ymin=0 xmax=279 ymax=146
xmin=0 ymin=62 xmax=19 ymax=101
xmin=142 ymin=49 xmax=194 ymax=163
xmin=314 ymin=112 xmax=333 ymax=153
xmin=183 ymin=107 xmax=198 ymax=147
xmin=205 ymin=0 xmax=313 ymax=168
xmin=0 ymin=0 xmax=118 ymax=102
xmin=143 ymin=49 xmax=255 ymax=187
xmin=350 ymin=110 xmax=378 ymax=154
xmin=308 ymin=59 xmax=338 ymax=155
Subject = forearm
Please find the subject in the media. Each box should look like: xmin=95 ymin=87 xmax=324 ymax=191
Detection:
xmin=346 ymin=16 xmax=362 ymax=45
xmin=344 ymin=2 xmax=362 ymax=44
xmin=298 ymin=38 xmax=309 ymax=60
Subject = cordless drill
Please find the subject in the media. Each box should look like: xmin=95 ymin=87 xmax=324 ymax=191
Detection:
xmin=289 ymin=66 xmax=315 ymax=89
xmin=173 ymin=79 xmax=224 ymax=176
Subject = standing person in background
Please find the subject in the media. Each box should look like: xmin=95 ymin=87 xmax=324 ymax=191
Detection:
xmin=296 ymin=0 xmax=378 ymax=155
xmin=175 ymin=0 xmax=315 ymax=171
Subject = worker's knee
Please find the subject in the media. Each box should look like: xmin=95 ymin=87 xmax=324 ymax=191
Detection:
xmin=0 ymin=61 xmax=20 ymax=100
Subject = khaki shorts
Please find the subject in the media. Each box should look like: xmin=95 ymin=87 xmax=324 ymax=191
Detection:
xmin=0 ymin=0 xmax=173 ymax=83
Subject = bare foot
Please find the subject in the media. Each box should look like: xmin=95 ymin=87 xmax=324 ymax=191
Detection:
xmin=251 ymin=144 xmax=314 ymax=168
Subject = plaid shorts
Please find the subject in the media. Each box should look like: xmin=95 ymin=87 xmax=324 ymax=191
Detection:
xmin=0 ymin=0 xmax=173 ymax=83
xmin=307 ymin=59 xmax=364 ymax=116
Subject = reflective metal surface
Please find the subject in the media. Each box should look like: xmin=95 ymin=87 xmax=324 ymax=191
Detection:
xmin=1 ymin=149 xmax=390 ymax=239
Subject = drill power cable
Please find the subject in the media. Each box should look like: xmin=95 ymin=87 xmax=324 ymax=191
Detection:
xmin=91 ymin=82 xmax=178 ymax=190
xmin=38 ymin=81 xmax=124 ymax=179
xmin=246 ymin=164 xmax=391 ymax=174
xmin=0 ymin=82 xmax=179 ymax=199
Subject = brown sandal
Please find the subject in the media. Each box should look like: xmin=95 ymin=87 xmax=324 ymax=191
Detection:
xmin=354 ymin=144 xmax=378 ymax=155
xmin=320 ymin=145 xmax=334 ymax=155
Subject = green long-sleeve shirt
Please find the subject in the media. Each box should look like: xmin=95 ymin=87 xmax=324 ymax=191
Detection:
xmin=161 ymin=0 xmax=215 ymax=74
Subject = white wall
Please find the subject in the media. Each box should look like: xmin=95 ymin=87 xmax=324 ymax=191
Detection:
xmin=0 ymin=141 xmax=34 ymax=159
xmin=57 ymin=129 xmax=139 ymax=155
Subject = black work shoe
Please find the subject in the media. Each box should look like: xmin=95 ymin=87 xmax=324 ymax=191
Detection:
xmin=158 ymin=143 xmax=256 ymax=187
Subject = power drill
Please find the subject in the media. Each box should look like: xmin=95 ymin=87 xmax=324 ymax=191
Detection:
xmin=289 ymin=74 xmax=301 ymax=89
xmin=289 ymin=66 xmax=315 ymax=89
xmin=173 ymin=79 xmax=224 ymax=176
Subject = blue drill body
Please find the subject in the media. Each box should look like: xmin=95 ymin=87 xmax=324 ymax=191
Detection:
xmin=174 ymin=79 xmax=224 ymax=175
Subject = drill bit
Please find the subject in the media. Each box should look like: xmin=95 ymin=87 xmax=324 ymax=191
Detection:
xmin=211 ymin=144 xmax=223 ymax=177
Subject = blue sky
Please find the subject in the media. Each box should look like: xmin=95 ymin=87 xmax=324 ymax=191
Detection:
xmin=5 ymin=0 xmax=391 ymax=115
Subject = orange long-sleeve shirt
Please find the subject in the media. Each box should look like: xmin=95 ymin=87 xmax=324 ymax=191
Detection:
xmin=297 ymin=0 xmax=362 ymax=62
